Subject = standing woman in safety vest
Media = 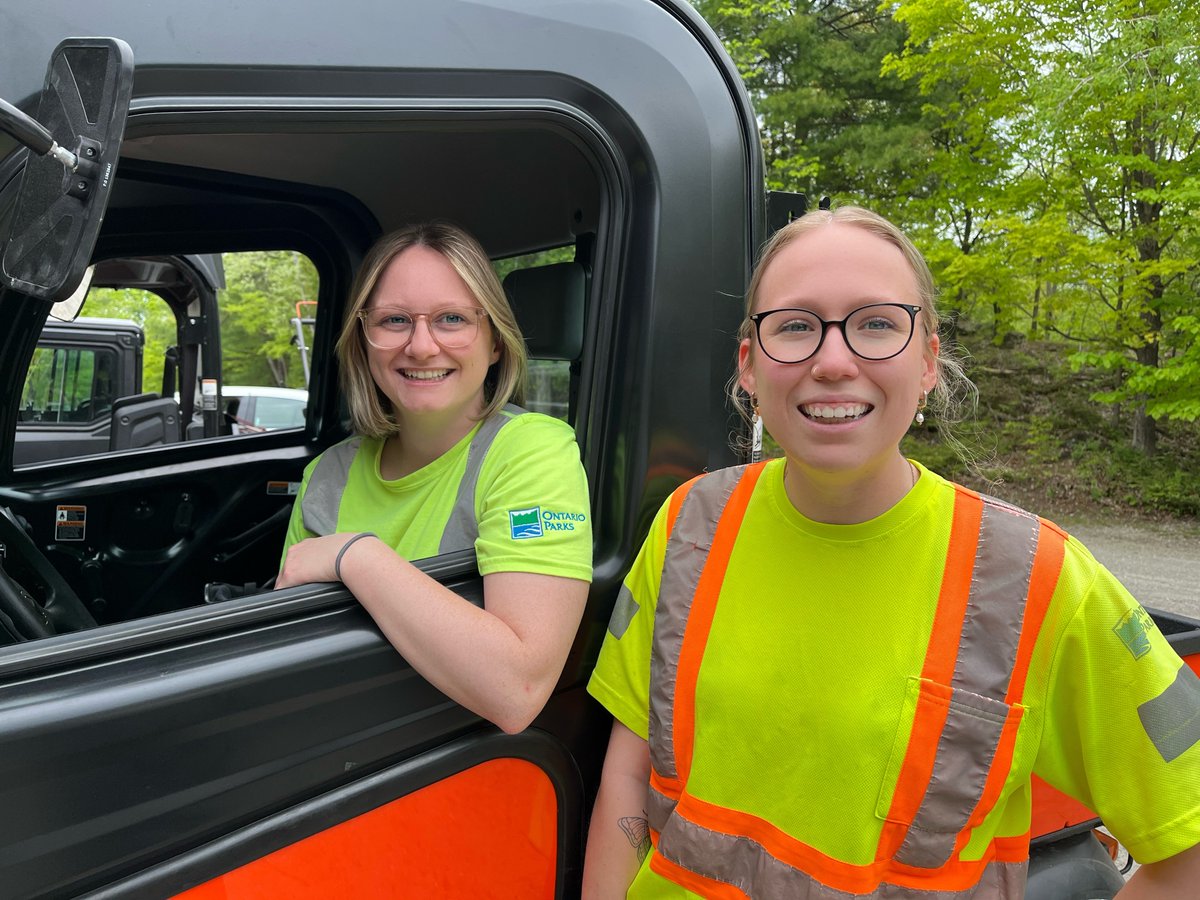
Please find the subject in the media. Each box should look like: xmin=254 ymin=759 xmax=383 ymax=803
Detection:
xmin=277 ymin=223 xmax=592 ymax=735
xmin=583 ymin=206 xmax=1200 ymax=897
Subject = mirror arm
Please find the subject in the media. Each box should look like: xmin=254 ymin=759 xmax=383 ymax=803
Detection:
xmin=0 ymin=97 xmax=79 ymax=171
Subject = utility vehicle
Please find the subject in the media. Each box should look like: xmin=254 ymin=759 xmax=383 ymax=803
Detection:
xmin=0 ymin=3 xmax=1195 ymax=897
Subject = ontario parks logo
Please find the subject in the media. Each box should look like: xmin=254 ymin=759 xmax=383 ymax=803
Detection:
xmin=508 ymin=507 xmax=588 ymax=539
xmin=509 ymin=507 xmax=544 ymax=540
xmin=1113 ymin=606 xmax=1156 ymax=660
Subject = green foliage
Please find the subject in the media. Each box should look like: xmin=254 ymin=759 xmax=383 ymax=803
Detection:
xmin=903 ymin=340 xmax=1200 ymax=519
xmin=80 ymin=288 xmax=176 ymax=391
xmin=220 ymin=251 xmax=318 ymax=388
xmin=884 ymin=0 xmax=1200 ymax=451
xmin=692 ymin=0 xmax=937 ymax=212
xmin=80 ymin=252 xmax=319 ymax=391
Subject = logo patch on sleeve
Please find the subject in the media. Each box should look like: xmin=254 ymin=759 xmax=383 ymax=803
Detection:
xmin=509 ymin=507 xmax=544 ymax=540
xmin=1113 ymin=606 xmax=1156 ymax=660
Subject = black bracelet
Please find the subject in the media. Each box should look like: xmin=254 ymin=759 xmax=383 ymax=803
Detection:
xmin=334 ymin=531 xmax=377 ymax=582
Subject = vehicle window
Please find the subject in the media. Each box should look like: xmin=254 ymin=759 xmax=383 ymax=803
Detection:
xmin=19 ymin=346 xmax=117 ymax=424
xmin=494 ymin=246 xmax=577 ymax=423
xmin=15 ymin=251 xmax=318 ymax=466
xmin=251 ymin=395 xmax=307 ymax=430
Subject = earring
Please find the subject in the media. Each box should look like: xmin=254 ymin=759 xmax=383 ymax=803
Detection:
xmin=914 ymin=390 xmax=928 ymax=426
xmin=750 ymin=393 xmax=763 ymax=463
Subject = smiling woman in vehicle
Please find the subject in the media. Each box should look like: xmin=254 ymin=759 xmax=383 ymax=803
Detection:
xmin=276 ymin=222 xmax=592 ymax=734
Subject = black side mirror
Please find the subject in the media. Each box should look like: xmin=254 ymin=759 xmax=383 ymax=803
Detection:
xmin=0 ymin=37 xmax=133 ymax=302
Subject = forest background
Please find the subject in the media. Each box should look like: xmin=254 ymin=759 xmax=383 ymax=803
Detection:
xmin=691 ymin=0 xmax=1200 ymax=523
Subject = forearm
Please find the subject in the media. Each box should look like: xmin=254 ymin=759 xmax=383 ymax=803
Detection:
xmin=342 ymin=538 xmax=584 ymax=733
xmin=584 ymin=722 xmax=652 ymax=899
xmin=1116 ymin=842 xmax=1200 ymax=898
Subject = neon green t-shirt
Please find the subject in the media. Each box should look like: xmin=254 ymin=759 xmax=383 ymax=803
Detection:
xmin=588 ymin=458 xmax=1200 ymax=896
xmin=282 ymin=410 xmax=592 ymax=582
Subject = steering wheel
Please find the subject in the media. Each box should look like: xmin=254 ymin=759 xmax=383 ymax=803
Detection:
xmin=0 ymin=506 xmax=96 ymax=642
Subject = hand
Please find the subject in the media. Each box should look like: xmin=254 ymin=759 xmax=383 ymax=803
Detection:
xmin=276 ymin=533 xmax=356 ymax=588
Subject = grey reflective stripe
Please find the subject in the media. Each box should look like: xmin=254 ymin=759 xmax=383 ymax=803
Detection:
xmin=895 ymin=498 xmax=1040 ymax=869
xmin=646 ymin=782 xmax=674 ymax=834
xmin=301 ymin=437 xmax=362 ymax=535
xmin=608 ymin=585 xmax=640 ymax=639
xmin=649 ymin=465 xmax=746 ymax=784
xmin=1139 ymin=663 xmax=1200 ymax=763
xmin=656 ymin=814 xmax=1029 ymax=900
xmin=438 ymin=405 xmax=526 ymax=554
xmin=953 ymin=499 xmax=1040 ymax=698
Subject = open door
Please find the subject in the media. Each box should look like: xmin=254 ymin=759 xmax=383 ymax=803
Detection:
xmin=0 ymin=37 xmax=133 ymax=302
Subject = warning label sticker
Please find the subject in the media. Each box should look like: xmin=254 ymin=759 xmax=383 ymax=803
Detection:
xmin=266 ymin=481 xmax=300 ymax=497
xmin=55 ymin=505 xmax=87 ymax=541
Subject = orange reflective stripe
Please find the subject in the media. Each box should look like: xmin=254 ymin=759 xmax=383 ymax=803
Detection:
xmin=662 ymin=790 xmax=1028 ymax=895
xmin=673 ymin=461 xmax=766 ymax=784
xmin=924 ymin=487 xmax=984 ymax=685
xmin=1006 ymin=519 xmax=1066 ymax=704
xmin=879 ymin=488 xmax=982 ymax=854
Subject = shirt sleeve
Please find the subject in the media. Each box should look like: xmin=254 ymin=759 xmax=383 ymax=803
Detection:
xmin=278 ymin=456 xmax=319 ymax=569
xmin=1034 ymin=539 xmax=1200 ymax=863
xmin=472 ymin=413 xmax=593 ymax=582
xmin=587 ymin=495 xmax=672 ymax=740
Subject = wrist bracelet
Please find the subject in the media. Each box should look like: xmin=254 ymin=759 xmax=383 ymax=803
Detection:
xmin=334 ymin=531 xmax=377 ymax=582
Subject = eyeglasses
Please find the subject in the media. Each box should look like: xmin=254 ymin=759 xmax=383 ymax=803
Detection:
xmin=357 ymin=306 xmax=489 ymax=350
xmin=748 ymin=303 xmax=923 ymax=364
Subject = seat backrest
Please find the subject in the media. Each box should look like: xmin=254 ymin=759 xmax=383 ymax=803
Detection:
xmin=503 ymin=260 xmax=586 ymax=423
xmin=503 ymin=261 xmax=585 ymax=361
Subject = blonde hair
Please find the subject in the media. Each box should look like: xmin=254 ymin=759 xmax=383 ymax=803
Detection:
xmin=730 ymin=205 xmax=975 ymax=438
xmin=336 ymin=222 xmax=528 ymax=438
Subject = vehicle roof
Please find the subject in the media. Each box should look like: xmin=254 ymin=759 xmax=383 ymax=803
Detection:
xmin=0 ymin=0 xmax=762 ymax=261
xmin=42 ymin=316 xmax=142 ymax=333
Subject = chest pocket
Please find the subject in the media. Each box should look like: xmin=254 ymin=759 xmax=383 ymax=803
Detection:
xmin=877 ymin=676 xmax=1026 ymax=869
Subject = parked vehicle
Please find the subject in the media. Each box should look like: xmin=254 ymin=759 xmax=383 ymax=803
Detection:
xmin=221 ymin=385 xmax=309 ymax=433
xmin=0 ymin=3 xmax=1195 ymax=898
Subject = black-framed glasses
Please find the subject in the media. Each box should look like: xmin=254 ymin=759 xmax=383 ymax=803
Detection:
xmin=748 ymin=304 xmax=923 ymax=364
xmin=357 ymin=306 xmax=489 ymax=350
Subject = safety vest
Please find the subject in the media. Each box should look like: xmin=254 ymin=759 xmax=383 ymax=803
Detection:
xmin=646 ymin=461 xmax=1067 ymax=898
xmin=300 ymin=405 xmax=526 ymax=554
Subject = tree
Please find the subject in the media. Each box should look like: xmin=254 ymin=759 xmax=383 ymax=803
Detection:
xmin=220 ymin=251 xmax=319 ymax=388
xmin=887 ymin=0 xmax=1200 ymax=454
xmin=693 ymin=0 xmax=936 ymax=214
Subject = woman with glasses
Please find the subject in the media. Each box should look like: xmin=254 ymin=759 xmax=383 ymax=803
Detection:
xmin=583 ymin=206 xmax=1200 ymax=897
xmin=277 ymin=222 xmax=591 ymax=735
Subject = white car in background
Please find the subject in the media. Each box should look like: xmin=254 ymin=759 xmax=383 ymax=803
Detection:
xmin=221 ymin=386 xmax=308 ymax=433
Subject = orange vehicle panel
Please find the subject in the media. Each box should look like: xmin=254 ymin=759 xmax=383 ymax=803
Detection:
xmin=176 ymin=757 xmax=558 ymax=899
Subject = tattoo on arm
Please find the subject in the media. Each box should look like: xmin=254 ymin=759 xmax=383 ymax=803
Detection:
xmin=618 ymin=813 xmax=651 ymax=863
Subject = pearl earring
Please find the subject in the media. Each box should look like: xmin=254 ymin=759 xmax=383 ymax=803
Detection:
xmin=914 ymin=390 xmax=928 ymax=426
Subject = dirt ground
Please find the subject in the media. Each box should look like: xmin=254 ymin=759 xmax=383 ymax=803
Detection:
xmin=1062 ymin=519 xmax=1200 ymax=621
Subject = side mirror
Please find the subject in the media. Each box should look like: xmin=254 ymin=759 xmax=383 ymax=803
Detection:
xmin=0 ymin=37 xmax=133 ymax=302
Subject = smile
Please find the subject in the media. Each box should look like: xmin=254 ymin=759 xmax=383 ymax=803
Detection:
xmin=800 ymin=402 xmax=871 ymax=421
xmin=401 ymin=369 xmax=452 ymax=381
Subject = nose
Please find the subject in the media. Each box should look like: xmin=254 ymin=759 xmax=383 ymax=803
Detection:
xmin=810 ymin=322 xmax=859 ymax=379
xmin=405 ymin=314 xmax=440 ymax=357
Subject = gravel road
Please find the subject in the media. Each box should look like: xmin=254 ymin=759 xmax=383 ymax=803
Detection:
xmin=1066 ymin=521 xmax=1200 ymax=621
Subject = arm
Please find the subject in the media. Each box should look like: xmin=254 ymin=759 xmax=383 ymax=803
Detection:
xmin=583 ymin=720 xmax=652 ymax=900
xmin=1117 ymin=842 xmax=1200 ymax=898
xmin=277 ymin=533 xmax=587 ymax=734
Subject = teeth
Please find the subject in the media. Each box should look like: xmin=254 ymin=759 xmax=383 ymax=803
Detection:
xmin=802 ymin=403 xmax=869 ymax=420
xmin=402 ymin=369 xmax=450 ymax=381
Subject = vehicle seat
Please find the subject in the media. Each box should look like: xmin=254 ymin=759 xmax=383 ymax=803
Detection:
xmin=503 ymin=261 xmax=586 ymax=422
